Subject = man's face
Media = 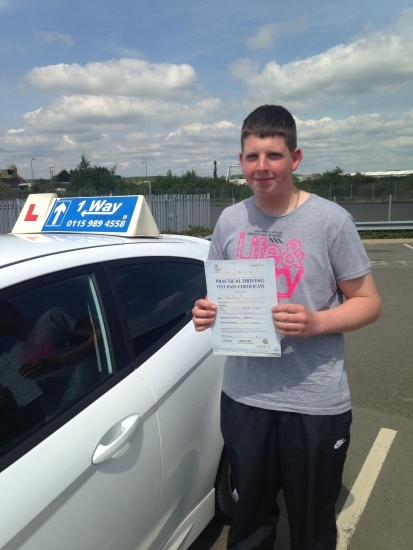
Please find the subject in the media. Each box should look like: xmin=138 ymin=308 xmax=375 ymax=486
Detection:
xmin=239 ymin=135 xmax=302 ymax=200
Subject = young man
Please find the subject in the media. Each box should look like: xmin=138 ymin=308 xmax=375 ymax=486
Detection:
xmin=192 ymin=105 xmax=381 ymax=550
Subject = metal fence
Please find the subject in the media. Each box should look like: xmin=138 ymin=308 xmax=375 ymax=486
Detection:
xmin=0 ymin=199 xmax=25 ymax=234
xmin=148 ymin=194 xmax=210 ymax=232
xmin=3 ymin=195 xmax=413 ymax=235
xmin=0 ymin=195 xmax=210 ymax=234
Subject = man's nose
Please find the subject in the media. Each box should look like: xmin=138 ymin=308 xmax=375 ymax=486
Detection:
xmin=257 ymin=155 xmax=269 ymax=170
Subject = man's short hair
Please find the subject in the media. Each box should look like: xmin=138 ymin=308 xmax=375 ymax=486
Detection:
xmin=241 ymin=105 xmax=297 ymax=153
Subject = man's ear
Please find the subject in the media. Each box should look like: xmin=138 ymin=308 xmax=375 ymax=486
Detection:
xmin=238 ymin=151 xmax=244 ymax=172
xmin=292 ymin=148 xmax=303 ymax=171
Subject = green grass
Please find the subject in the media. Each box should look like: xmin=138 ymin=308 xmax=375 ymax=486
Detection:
xmin=358 ymin=230 xmax=413 ymax=239
xmin=162 ymin=225 xmax=212 ymax=237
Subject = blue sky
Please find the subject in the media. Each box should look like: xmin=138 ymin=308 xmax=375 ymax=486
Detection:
xmin=1 ymin=0 xmax=412 ymax=180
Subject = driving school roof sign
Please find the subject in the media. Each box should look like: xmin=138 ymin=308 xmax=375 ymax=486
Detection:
xmin=11 ymin=194 xmax=160 ymax=237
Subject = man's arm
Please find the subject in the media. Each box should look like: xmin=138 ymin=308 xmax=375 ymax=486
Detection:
xmin=272 ymin=272 xmax=381 ymax=338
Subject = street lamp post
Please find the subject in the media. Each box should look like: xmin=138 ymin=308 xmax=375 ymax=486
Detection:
xmin=50 ymin=167 xmax=55 ymax=189
xmin=31 ymin=158 xmax=35 ymax=184
xmin=141 ymin=161 xmax=151 ymax=207
xmin=141 ymin=160 xmax=147 ymax=179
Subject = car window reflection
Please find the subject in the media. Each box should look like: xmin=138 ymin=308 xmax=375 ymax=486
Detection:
xmin=0 ymin=275 xmax=112 ymax=458
xmin=111 ymin=262 xmax=206 ymax=358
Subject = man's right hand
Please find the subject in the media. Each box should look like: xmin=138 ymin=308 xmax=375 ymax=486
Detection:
xmin=192 ymin=298 xmax=217 ymax=332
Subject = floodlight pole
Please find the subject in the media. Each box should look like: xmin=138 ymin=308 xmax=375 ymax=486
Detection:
xmin=226 ymin=163 xmax=241 ymax=182
xmin=31 ymin=158 xmax=35 ymax=184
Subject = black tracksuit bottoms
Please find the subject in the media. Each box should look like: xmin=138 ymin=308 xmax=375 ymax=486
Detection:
xmin=221 ymin=392 xmax=352 ymax=550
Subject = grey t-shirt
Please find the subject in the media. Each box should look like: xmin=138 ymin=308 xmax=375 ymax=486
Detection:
xmin=208 ymin=194 xmax=371 ymax=415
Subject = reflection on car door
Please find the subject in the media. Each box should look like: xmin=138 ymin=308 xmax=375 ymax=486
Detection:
xmin=0 ymin=271 xmax=161 ymax=550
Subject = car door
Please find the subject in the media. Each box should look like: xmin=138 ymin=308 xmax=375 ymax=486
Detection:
xmin=106 ymin=256 xmax=225 ymax=550
xmin=0 ymin=265 xmax=161 ymax=550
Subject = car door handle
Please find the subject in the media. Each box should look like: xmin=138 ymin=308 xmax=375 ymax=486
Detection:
xmin=92 ymin=414 xmax=142 ymax=465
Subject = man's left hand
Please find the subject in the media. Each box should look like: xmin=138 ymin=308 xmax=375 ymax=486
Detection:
xmin=272 ymin=304 xmax=321 ymax=337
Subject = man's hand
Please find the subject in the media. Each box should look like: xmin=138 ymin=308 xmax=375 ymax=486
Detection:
xmin=19 ymin=357 xmax=59 ymax=379
xmin=272 ymin=273 xmax=381 ymax=338
xmin=192 ymin=298 xmax=217 ymax=332
xmin=272 ymin=304 xmax=321 ymax=338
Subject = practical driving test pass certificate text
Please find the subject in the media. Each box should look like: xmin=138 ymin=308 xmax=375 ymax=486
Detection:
xmin=205 ymin=259 xmax=281 ymax=357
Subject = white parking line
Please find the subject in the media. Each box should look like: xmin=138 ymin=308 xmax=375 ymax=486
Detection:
xmin=336 ymin=428 xmax=398 ymax=550
xmin=404 ymin=244 xmax=413 ymax=250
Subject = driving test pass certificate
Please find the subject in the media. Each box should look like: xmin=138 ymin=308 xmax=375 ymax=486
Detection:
xmin=205 ymin=259 xmax=281 ymax=357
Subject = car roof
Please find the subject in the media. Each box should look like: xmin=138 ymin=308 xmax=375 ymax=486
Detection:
xmin=0 ymin=232 xmax=209 ymax=270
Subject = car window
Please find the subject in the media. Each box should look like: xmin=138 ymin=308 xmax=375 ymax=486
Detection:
xmin=109 ymin=260 xmax=205 ymax=358
xmin=0 ymin=275 xmax=112 ymax=459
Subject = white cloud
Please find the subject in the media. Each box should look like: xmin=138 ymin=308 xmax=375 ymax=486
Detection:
xmin=37 ymin=31 xmax=74 ymax=47
xmin=122 ymin=121 xmax=239 ymax=163
xmin=1 ymin=113 xmax=239 ymax=177
xmin=25 ymin=58 xmax=198 ymax=100
xmin=296 ymin=110 xmax=413 ymax=173
xmin=232 ymin=10 xmax=413 ymax=107
xmin=2 ymin=53 xmax=224 ymax=177
xmin=20 ymin=95 xmax=221 ymax=133
xmin=0 ymin=0 xmax=9 ymax=10
xmin=165 ymin=120 xmax=237 ymax=142
xmin=104 ymin=43 xmax=145 ymax=59
xmin=2 ymin=109 xmax=413 ymax=178
xmin=247 ymin=23 xmax=280 ymax=50
xmin=229 ymin=58 xmax=260 ymax=81
xmin=246 ymin=16 xmax=307 ymax=50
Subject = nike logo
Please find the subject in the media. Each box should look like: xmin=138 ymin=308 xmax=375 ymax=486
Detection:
xmin=334 ymin=438 xmax=346 ymax=449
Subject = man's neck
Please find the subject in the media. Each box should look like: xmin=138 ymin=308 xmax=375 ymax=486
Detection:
xmin=254 ymin=186 xmax=301 ymax=216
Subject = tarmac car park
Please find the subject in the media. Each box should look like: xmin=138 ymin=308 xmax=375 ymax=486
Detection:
xmin=0 ymin=194 xmax=234 ymax=550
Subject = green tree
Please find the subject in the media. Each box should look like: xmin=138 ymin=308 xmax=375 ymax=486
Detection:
xmin=66 ymin=154 xmax=117 ymax=194
xmin=56 ymin=169 xmax=71 ymax=182
xmin=69 ymin=153 xmax=91 ymax=186
xmin=30 ymin=180 xmax=55 ymax=193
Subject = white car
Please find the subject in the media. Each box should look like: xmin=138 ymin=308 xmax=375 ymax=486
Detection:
xmin=0 ymin=195 xmax=236 ymax=550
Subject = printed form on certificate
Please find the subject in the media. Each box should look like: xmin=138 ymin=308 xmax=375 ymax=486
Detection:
xmin=205 ymin=259 xmax=281 ymax=357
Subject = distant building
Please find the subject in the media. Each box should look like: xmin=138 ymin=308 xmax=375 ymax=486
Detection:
xmin=295 ymin=174 xmax=313 ymax=182
xmin=0 ymin=165 xmax=31 ymax=189
xmin=347 ymin=170 xmax=413 ymax=178
xmin=295 ymin=170 xmax=413 ymax=180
